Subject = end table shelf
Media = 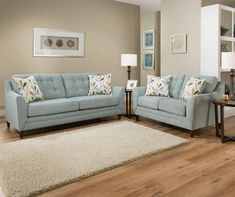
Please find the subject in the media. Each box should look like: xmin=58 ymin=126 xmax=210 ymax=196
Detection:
xmin=213 ymin=99 xmax=235 ymax=143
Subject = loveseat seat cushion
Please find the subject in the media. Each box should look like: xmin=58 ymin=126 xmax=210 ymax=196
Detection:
xmin=12 ymin=74 xmax=66 ymax=100
xmin=62 ymin=73 xmax=89 ymax=97
xmin=77 ymin=95 xmax=119 ymax=110
xmin=158 ymin=98 xmax=187 ymax=117
xmin=138 ymin=96 xmax=166 ymax=110
xmin=28 ymin=98 xmax=79 ymax=117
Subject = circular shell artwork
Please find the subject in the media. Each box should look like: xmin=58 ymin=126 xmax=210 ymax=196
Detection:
xmin=56 ymin=39 xmax=63 ymax=47
xmin=67 ymin=40 xmax=75 ymax=48
xmin=44 ymin=38 xmax=53 ymax=47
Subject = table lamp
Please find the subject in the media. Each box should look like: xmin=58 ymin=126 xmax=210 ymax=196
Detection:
xmin=221 ymin=52 xmax=235 ymax=100
xmin=121 ymin=54 xmax=137 ymax=80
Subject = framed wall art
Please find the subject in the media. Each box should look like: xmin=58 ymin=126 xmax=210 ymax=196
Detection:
xmin=143 ymin=29 xmax=155 ymax=49
xmin=33 ymin=28 xmax=85 ymax=57
xmin=126 ymin=80 xmax=138 ymax=90
xmin=143 ymin=51 xmax=154 ymax=70
xmin=171 ymin=34 xmax=187 ymax=54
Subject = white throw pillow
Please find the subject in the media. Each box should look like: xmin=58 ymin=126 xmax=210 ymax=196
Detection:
xmin=88 ymin=74 xmax=112 ymax=95
xmin=13 ymin=76 xmax=43 ymax=103
xmin=145 ymin=75 xmax=171 ymax=97
xmin=182 ymin=77 xmax=205 ymax=101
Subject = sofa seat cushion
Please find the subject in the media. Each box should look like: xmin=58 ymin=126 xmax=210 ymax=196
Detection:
xmin=28 ymin=98 xmax=79 ymax=117
xmin=138 ymin=96 xmax=166 ymax=110
xmin=158 ymin=98 xmax=187 ymax=117
xmin=77 ymin=95 xmax=119 ymax=110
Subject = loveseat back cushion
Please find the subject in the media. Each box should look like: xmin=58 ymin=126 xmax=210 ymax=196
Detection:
xmin=28 ymin=98 xmax=79 ymax=117
xmin=179 ymin=75 xmax=218 ymax=98
xmin=159 ymin=98 xmax=187 ymax=117
xmin=12 ymin=74 xmax=66 ymax=100
xmin=62 ymin=73 xmax=89 ymax=97
xmin=169 ymin=75 xmax=185 ymax=98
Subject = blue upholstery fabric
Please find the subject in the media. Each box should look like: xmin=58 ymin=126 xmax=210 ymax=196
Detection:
xmin=5 ymin=81 xmax=28 ymax=131
xmin=169 ymin=75 xmax=185 ymax=98
xmin=138 ymin=96 xmax=166 ymax=110
xmin=179 ymin=75 xmax=218 ymax=98
xmin=132 ymin=87 xmax=146 ymax=112
xmin=62 ymin=73 xmax=89 ymax=97
xmin=78 ymin=95 xmax=119 ymax=110
xmin=132 ymin=76 xmax=224 ymax=131
xmin=12 ymin=74 xmax=66 ymax=100
xmin=5 ymin=75 xmax=125 ymax=132
xmin=28 ymin=98 xmax=79 ymax=117
xmin=159 ymin=98 xmax=187 ymax=117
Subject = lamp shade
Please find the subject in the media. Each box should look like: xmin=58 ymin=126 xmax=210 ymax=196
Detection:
xmin=121 ymin=54 xmax=137 ymax=67
xmin=221 ymin=52 xmax=235 ymax=69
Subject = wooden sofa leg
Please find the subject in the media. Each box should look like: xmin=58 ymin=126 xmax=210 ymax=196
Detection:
xmin=19 ymin=131 xmax=24 ymax=139
xmin=136 ymin=115 xmax=139 ymax=122
xmin=118 ymin=115 xmax=122 ymax=120
xmin=6 ymin=121 xmax=10 ymax=129
xmin=190 ymin=130 xmax=194 ymax=138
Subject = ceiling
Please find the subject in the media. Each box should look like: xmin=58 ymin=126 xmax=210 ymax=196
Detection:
xmin=115 ymin=0 xmax=161 ymax=11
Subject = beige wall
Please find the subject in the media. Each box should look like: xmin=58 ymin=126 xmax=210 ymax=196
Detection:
xmin=140 ymin=10 xmax=160 ymax=85
xmin=161 ymin=0 xmax=201 ymax=76
xmin=0 ymin=0 xmax=140 ymax=107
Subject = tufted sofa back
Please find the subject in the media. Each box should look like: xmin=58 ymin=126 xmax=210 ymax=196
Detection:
xmin=11 ymin=74 xmax=66 ymax=100
xmin=62 ymin=73 xmax=89 ymax=97
xmin=11 ymin=73 xmax=91 ymax=100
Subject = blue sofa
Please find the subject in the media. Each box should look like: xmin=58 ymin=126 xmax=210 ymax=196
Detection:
xmin=5 ymin=74 xmax=125 ymax=138
xmin=133 ymin=74 xmax=224 ymax=137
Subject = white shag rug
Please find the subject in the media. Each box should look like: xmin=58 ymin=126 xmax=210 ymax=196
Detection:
xmin=0 ymin=121 xmax=188 ymax=197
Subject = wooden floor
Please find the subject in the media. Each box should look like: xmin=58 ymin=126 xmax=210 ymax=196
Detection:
xmin=0 ymin=116 xmax=235 ymax=197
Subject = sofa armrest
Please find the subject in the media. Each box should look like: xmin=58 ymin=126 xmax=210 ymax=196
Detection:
xmin=112 ymin=86 xmax=125 ymax=114
xmin=5 ymin=82 xmax=27 ymax=131
xmin=132 ymin=87 xmax=146 ymax=112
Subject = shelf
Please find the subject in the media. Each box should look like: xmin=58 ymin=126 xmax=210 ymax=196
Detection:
xmin=220 ymin=36 xmax=235 ymax=41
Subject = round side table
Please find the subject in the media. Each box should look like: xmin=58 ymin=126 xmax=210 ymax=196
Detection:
xmin=212 ymin=99 xmax=235 ymax=143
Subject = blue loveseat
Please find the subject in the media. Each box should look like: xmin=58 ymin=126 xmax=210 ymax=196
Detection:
xmin=133 ymin=74 xmax=224 ymax=137
xmin=5 ymin=73 xmax=125 ymax=138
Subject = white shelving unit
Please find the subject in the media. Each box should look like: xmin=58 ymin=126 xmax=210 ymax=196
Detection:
xmin=201 ymin=4 xmax=235 ymax=117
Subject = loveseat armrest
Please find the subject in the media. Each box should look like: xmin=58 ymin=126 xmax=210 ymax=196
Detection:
xmin=5 ymin=81 xmax=27 ymax=131
xmin=187 ymin=92 xmax=217 ymax=130
xmin=112 ymin=86 xmax=125 ymax=113
xmin=132 ymin=87 xmax=146 ymax=113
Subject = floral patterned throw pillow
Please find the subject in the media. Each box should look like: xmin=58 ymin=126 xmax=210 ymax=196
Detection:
xmin=145 ymin=75 xmax=171 ymax=97
xmin=13 ymin=76 xmax=43 ymax=103
xmin=182 ymin=77 xmax=205 ymax=101
xmin=88 ymin=74 xmax=112 ymax=95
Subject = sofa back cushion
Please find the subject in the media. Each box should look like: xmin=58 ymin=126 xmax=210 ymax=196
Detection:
xmin=179 ymin=75 xmax=218 ymax=98
xmin=12 ymin=74 xmax=66 ymax=100
xmin=169 ymin=75 xmax=185 ymax=98
xmin=62 ymin=73 xmax=89 ymax=97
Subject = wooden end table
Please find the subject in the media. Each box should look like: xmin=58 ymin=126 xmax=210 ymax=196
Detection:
xmin=125 ymin=89 xmax=135 ymax=117
xmin=213 ymin=99 xmax=235 ymax=143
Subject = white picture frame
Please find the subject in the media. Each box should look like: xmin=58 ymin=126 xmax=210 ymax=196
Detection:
xmin=126 ymin=80 xmax=138 ymax=90
xmin=33 ymin=28 xmax=85 ymax=57
xmin=143 ymin=29 xmax=155 ymax=49
xmin=171 ymin=34 xmax=187 ymax=54
xmin=143 ymin=51 xmax=154 ymax=70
